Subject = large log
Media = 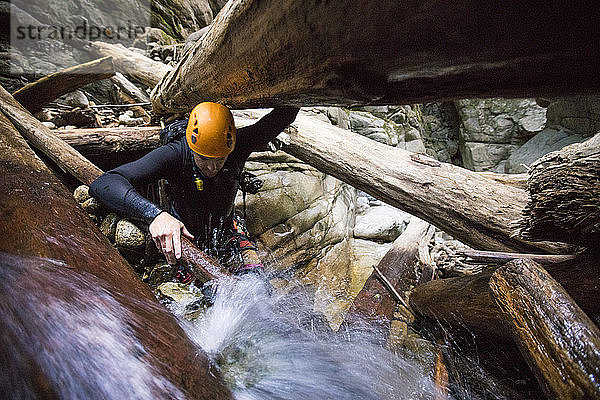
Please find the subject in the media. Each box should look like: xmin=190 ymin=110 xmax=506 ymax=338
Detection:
xmin=0 ymin=111 xmax=232 ymax=399
xmin=56 ymin=126 xmax=161 ymax=156
xmin=349 ymin=218 xmax=433 ymax=324
xmin=409 ymin=255 xmax=600 ymax=343
xmin=12 ymin=57 xmax=115 ymax=114
xmin=87 ymin=42 xmax=172 ymax=88
xmin=277 ymin=112 xmax=563 ymax=253
xmin=0 ymin=85 xmax=103 ymax=185
xmin=151 ymin=0 xmax=600 ymax=113
xmin=519 ymin=133 xmax=600 ymax=248
xmin=489 ymin=259 xmax=600 ymax=399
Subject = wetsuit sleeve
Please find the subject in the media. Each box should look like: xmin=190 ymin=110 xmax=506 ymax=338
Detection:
xmin=89 ymin=142 xmax=182 ymax=224
xmin=235 ymin=107 xmax=300 ymax=160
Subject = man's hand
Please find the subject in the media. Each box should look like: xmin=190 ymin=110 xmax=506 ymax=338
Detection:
xmin=149 ymin=212 xmax=194 ymax=264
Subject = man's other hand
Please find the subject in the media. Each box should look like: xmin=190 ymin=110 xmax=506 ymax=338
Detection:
xmin=149 ymin=212 xmax=194 ymax=264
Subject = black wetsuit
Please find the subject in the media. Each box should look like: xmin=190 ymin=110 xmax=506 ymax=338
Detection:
xmin=90 ymin=107 xmax=299 ymax=247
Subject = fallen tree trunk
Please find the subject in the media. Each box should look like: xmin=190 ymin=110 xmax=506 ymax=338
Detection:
xmin=489 ymin=259 xmax=600 ymax=399
xmin=56 ymin=127 xmax=160 ymax=156
xmin=457 ymin=250 xmax=577 ymax=265
xmin=277 ymin=113 xmax=564 ymax=253
xmin=519 ymin=133 xmax=600 ymax=248
xmin=349 ymin=218 xmax=433 ymax=325
xmin=86 ymin=42 xmax=172 ymax=88
xmin=111 ymin=72 xmax=151 ymax=103
xmin=0 ymin=85 xmax=103 ymax=185
xmin=12 ymin=57 xmax=115 ymax=114
xmin=409 ymin=255 xmax=600 ymax=343
xmin=0 ymin=111 xmax=232 ymax=399
xmin=152 ymin=0 xmax=600 ymax=113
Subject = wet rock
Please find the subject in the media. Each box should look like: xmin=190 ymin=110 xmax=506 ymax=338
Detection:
xmin=148 ymin=262 xmax=175 ymax=287
xmin=81 ymin=197 xmax=102 ymax=214
xmin=157 ymin=282 xmax=200 ymax=303
xmin=73 ymin=185 xmax=90 ymax=203
xmin=42 ymin=121 xmax=56 ymax=129
xmin=100 ymin=213 xmax=119 ymax=240
xmin=132 ymin=27 xmax=176 ymax=48
xmin=115 ymin=220 xmax=145 ymax=249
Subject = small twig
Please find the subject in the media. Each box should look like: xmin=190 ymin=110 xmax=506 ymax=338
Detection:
xmin=372 ymin=265 xmax=411 ymax=309
xmin=457 ymin=249 xmax=577 ymax=265
xmin=90 ymin=102 xmax=151 ymax=108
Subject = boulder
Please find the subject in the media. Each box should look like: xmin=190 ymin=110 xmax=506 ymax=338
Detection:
xmin=505 ymin=129 xmax=587 ymax=173
xmin=115 ymin=220 xmax=145 ymax=249
xmin=460 ymin=142 xmax=519 ymax=172
xmin=546 ymin=95 xmax=600 ymax=135
xmin=354 ymin=205 xmax=411 ymax=242
xmin=100 ymin=213 xmax=119 ymax=240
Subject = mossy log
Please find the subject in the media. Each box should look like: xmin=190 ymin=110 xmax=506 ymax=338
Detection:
xmin=0 ymin=111 xmax=232 ymax=399
xmin=409 ymin=255 xmax=600 ymax=343
xmin=152 ymin=0 xmax=600 ymax=113
xmin=86 ymin=42 xmax=172 ymax=88
xmin=276 ymin=112 xmax=565 ymax=253
xmin=519 ymin=133 xmax=600 ymax=248
xmin=489 ymin=259 xmax=600 ymax=399
xmin=12 ymin=57 xmax=115 ymax=114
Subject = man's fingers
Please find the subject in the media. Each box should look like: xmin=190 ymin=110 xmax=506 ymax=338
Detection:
xmin=163 ymin=236 xmax=175 ymax=264
xmin=173 ymin=229 xmax=182 ymax=260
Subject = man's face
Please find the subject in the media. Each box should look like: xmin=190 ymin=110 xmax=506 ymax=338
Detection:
xmin=193 ymin=152 xmax=228 ymax=178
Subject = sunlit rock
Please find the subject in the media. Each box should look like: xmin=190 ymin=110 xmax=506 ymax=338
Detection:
xmin=115 ymin=220 xmax=145 ymax=249
xmin=73 ymin=184 xmax=90 ymax=203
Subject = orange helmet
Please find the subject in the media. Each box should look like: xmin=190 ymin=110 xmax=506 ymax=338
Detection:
xmin=186 ymin=102 xmax=236 ymax=158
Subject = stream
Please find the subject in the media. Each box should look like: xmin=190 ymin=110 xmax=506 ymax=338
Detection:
xmin=1 ymin=252 xmax=514 ymax=399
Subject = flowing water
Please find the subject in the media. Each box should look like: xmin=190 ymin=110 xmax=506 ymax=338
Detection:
xmin=171 ymin=276 xmax=439 ymax=400
xmin=1 ymin=251 xmax=517 ymax=399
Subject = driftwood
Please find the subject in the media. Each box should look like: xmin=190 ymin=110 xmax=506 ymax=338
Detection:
xmin=349 ymin=218 xmax=434 ymax=325
xmin=87 ymin=42 xmax=172 ymax=88
xmin=489 ymin=259 xmax=600 ymax=399
xmin=180 ymin=237 xmax=231 ymax=283
xmin=0 ymin=85 xmax=103 ymax=185
xmin=12 ymin=57 xmax=115 ymax=114
xmin=111 ymin=72 xmax=151 ymax=103
xmin=56 ymin=126 xmax=161 ymax=156
xmin=409 ymin=255 xmax=600 ymax=343
xmin=519 ymin=133 xmax=600 ymax=248
xmin=151 ymin=0 xmax=600 ymax=113
xmin=0 ymin=111 xmax=232 ymax=399
xmin=276 ymin=113 xmax=565 ymax=253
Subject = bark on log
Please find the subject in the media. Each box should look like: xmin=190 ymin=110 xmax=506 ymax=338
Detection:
xmin=0 ymin=111 xmax=232 ymax=399
xmin=276 ymin=112 xmax=564 ymax=253
xmin=409 ymin=256 xmax=600 ymax=343
xmin=349 ymin=218 xmax=434 ymax=324
xmin=111 ymin=72 xmax=151 ymax=103
xmin=12 ymin=57 xmax=115 ymax=114
xmin=519 ymin=133 xmax=600 ymax=248
xmin=0 ymin=85 xmax=103 ymax=185
xmin=56 ymin=126 xmax=161 ymax=156
xmin=489 ymin=259 xmax=600 ymax=400
xmin=180 ymin=237 xmax=231 ymax=283
xmin=151 ymin=0 xmax=600 ymax=113
xmin=87 ymin=42 xmax=172 ymax=88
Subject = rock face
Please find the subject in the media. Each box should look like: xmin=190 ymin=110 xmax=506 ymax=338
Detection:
xmin=456 ymin=98 xmax=547 ymax=171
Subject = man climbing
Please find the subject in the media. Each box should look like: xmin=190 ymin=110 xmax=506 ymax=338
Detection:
xmin=90 ymin=102 xmax=299 ymax=282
